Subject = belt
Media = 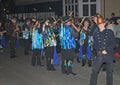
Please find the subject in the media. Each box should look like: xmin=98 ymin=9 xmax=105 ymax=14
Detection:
xmin=97 ymin=51 xmax=102 ymax=54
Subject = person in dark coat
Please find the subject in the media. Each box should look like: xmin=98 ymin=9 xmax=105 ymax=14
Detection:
xmin=7 ymin=17 xmax=19 ymax=58
xmin=89 ymin=15 xmax=116 ymax=85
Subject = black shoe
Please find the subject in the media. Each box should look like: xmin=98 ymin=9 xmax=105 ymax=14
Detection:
xmin=10 ymin=55 xmax=16 ymax=58
xmin=47 ymin=65 xmax=56 ymax=71
xmin=47 ymin=67 xmax=56 ymax=71
xmin=62 ymin=70 xmax=67 ymax=74
xmin=82 ymin=57 xmax=86 ymax=66
xmin=82 ymin=62 xmax=86 ymax=66
xmin=50 ymin=65 xmax=56 ymax=71
xmin=113 ymin=60 xmax=116 ymax=63
xmin=61 ymin=65 xmax=67 ymax=74
xmin=32 ymin=64 xmax=35 ymax=67
xmin=66 ymin=71 xmax=77 ymax=76
xmin=88 ymin=60 xmax=92 ymax=67
xmin=37 ymin=64 xmax=44 ymax=67
xmin=70 ymin=72 xmax=77 ymax=76
xmin=24 ymin=52 xmax=29 ymax=55
xmin=88 ymin=64 xmax=92 ymax=67
xmin=66 ymin=71 xmax=70 ymax=75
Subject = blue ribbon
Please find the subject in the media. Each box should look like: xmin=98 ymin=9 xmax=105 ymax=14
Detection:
xmin=53 ymin=47 xmax=59 ymax=65
xmin=1 ymin=36 xmax=6 ymax=47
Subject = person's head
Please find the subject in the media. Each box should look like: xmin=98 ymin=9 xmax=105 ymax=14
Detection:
xmin=83 ymin=18 xmax=90 ymax=28
xmin=97 ymin=15 xmax=106 ymax=30
xmin=111 ymin=12 xmax=115 ymax=18
xmin=117 ymin=18 xmax=120 ymax=25
xmin=106 ymin=18 xmax=114 ymax=25
xmin=93 ymin=13 xmax=100 ymax=24
xmin=25 ymin=18 xmax=31 ymax=25
xmin=63 ymin=16 xmax=71 ymax=26
xmin=11 ymin=17 xmax=17 ymax=24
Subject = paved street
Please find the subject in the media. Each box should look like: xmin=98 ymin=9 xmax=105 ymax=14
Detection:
xmin=0 ymin=45 xmax=120 ymax=85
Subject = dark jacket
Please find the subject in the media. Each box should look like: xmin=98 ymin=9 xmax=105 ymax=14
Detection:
xmin=93 ymin=29 xmax=116 ymax=62
xmin=7 ymin=22 xmax=17 ymax=38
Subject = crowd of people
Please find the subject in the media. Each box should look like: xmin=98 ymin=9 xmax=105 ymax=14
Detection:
xmin=0 ymin=13 xmax=120 ymax=85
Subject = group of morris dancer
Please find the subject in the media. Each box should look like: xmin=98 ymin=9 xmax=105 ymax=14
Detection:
xmin=0 ymin=13 xmax=117 ymax=82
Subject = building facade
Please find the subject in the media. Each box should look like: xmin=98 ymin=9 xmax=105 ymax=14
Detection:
xmin=62 ymin=0 xmax=120 ymax=18
xmin=62 ymin=0 xmax=101 ymax=17
xmin=4 ymin=0 xmax=120 ymax=20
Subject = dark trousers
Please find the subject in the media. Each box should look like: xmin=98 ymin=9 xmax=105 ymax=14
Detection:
xmin=90 ymin=53 xmax=113 ymax=85
xmin=32 ymin=49 xmax=41 ymax=66
xmin=116 ymin=38 xmax=120 ymax=53
xmin=10 ymin=37 xmax=16 ymax=56
xmin=82 ymin=42 xmax=88 ymax=55
xmin=82 ymin=41 xmax=92 ymax=66
xmin=23 ymin=39 xmax=30 ymax=54
xmin=61 ymin=49 xmax=74 ymax=73
xmin=45 ymin=46 xmax=55 ymax=70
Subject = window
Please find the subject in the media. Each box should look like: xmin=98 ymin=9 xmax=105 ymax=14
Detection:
xmin=82 ymin=0 xmax=97 ymax=16
xmin=72 ymin=5 xmax=74 ymax=11
xmin=75 ymin=5 xmax=78 ymax=14
xmin=69 ymin=5 xmax=71 ymax=10
xmin=83 ymin=0 xmax=88 ymax=2
xmin=72 ymin=0 xmax=74 ymax=3
xmin=65 ymin=0 xmax=67 ymax=4
xmin=68 ymin=0 xmax=70 ymax=3
xmin=90 ymin=0 xmax=96 ymax=2
xmin=90 ymin=4 xmax=96 ymax=16
xmin=75 ymin=0 xmax=78 ymax=3
xmin=65 ymin=6 xmax=67 ymax=15
xmin=83 ymin=4 xmax=89 ymax=16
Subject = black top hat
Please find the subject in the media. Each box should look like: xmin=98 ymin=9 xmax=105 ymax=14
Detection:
xmin=12 ymin=16 xmax=17 ymax=20
xmin=63 ymin=16 xmax=70 ymax=23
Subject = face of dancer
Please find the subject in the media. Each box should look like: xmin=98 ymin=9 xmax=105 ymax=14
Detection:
xmin=83 ymin=21 xmax=89 ymax=29
xmin=26 ymin=21 xmax=31 ymax=25
xmin=98 ymin=22 xmax=105 ymax=32
xmin=93 ymin=17 xmax=97 ymax=24
xmin=65 ymin=21 xmax=71 ymax=26
xmin=117 ymin=19 xmax=120 ymax=26
xmin=12 ymin=19 xmax=17 ymax=24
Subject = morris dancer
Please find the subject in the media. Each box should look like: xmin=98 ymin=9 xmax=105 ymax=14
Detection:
xmin=59 ymin=17 xmax=77 ymax=75
xmin=43 ymin=19 xmax=57 ymax=71
xmin=77 ymin=18 xmax=93 ymax=67
xmin=7 ymin=17 xmax=19 ymax=58
xmin=31 ymin=21 xmax=44 ymax=66
xmin=0 ymin=22 xmax=6 ymax=52
xmin=22 ymin=18 xmax=31 ymax=55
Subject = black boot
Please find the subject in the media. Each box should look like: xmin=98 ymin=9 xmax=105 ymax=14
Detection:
xmin=10 ymin=55 xmax=16 ymax=58
xmin=66 ymin=67 xmax=76 ymax=76
xmin=82 ymin=57 xmax=86 ymax=66
xmin=61 ymin=65 xmax=67 ymax=74
xmin=50 ymin=64 xmax=56 ymax=71
xmin=46 ymin=58 xmax=51 ymax=70
xmin=61 ymin=60 xmax=67 ymax=74
xmin=88 ymin=60 xmax=92 ymax=67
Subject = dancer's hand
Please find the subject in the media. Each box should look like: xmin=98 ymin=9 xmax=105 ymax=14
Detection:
xmin=102 ymin=50 xmax=107 ymax=55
